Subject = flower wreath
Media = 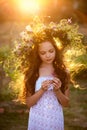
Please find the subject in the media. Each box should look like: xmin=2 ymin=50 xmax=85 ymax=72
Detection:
xmin=13 ymin=16 xmax=83 ymax=70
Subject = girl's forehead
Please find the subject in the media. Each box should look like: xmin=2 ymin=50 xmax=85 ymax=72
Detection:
xmin=38 ymin=41 xmax=54 ymax=50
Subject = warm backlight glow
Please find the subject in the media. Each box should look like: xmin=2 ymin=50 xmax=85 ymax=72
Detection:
xmin=13 ymin=0 xmax=48 ymax=14
xmin=54 ymin=38 xmax=63 ymax=50
xmin=14 ymin=0 xmax=40 ymax=14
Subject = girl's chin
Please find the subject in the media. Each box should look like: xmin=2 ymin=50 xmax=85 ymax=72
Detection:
xmin=45 ymin=61 xmax=53 ymax=64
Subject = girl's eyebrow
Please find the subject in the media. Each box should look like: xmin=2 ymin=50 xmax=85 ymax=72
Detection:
xmin=39 ymin=48 xmax=54 ymax=52
xmin=39 ymin=50 xmax=46 ymax=52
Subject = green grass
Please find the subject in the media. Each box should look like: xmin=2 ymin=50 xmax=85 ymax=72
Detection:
xmin=64 ymin=84 xmax=87 ymax=130
xmin=0 ymin=113 xmax=28 ymax=130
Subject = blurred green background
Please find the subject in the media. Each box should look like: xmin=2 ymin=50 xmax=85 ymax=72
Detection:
xmin=0 ymin=0 xmax=87 ymax=130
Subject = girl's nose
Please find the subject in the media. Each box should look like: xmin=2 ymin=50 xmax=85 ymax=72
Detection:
xmin=46 ymin=52 xmax=50 ymax=58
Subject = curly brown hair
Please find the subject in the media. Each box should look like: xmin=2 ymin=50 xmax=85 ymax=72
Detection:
xmin=22 ymin=37 xmax=70 ymax=101
xmin=11 ymin=18 xmax=83 ymax=103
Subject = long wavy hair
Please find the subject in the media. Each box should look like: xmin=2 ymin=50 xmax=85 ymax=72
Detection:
xmin=22 ymin=37 xmax=70 ymax=101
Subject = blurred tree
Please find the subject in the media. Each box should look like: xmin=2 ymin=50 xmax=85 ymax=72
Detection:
xmin=73 ymin=0 xmax=87 ymax=23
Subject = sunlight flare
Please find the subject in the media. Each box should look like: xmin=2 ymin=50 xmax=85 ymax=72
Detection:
xmin=14 ymin=0 xmax=40 ymax=14
xmin=12 ymin=0 xmax=50 ymax=14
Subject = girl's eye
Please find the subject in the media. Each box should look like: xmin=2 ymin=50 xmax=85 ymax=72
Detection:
xmin=39 ymin=49 xmax=54 ymax=55
xmin=49 ymin=49 xmax=54 ymax=53
xmin=40 ymin=52 xmax=45 ymax=55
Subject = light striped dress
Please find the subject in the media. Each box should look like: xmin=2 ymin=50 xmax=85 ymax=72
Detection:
xmin=28 ymin=76 xmax=64 ymax=130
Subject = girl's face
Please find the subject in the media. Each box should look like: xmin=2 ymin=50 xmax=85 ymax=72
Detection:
xmin=38 ymin=41 xmax=56 ymax=64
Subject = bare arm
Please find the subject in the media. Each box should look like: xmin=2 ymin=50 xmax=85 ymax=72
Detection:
xmin=26 ymin=88 xmax=44 ymax=108
xmin=54 ymin=88 xmax=69 ymax=107
xmin=53 ymin=77 xmax=70 ymax=107
xmin=26 ymin=79 xmax=51 ymax=108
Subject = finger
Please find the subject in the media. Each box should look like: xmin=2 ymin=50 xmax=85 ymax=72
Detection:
xmin=53 ymin=82 xmax=61 ymax=89
xmin=53 ymin=80 xmax=61 ymax=87
xmin=53 ymin=83 xmax=58 ymax=88
xmin=41 ymin=84 xmax=48 ymax=91
xmin=44 ymin=80 xmax=51 ymax=84
xmin=54 ymin=79 xmax=62 ymax=85
xmin=42 ymin=82 xmax=51 ymax=89
xmin=53 ymin=78 xmax=61 ymax=83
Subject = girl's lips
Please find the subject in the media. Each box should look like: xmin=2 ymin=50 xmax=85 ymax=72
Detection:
xmin=46 ymin=59 xmax=52 ymax=61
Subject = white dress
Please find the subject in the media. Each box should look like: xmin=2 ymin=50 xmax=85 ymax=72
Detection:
xmin=28 ymin=76 xmax=64 ymax=130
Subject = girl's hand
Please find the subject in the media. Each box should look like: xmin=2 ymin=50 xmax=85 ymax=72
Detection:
xmin=41 ymin=80 xmax=53 ymax=91
xmin=52 ymin=77 xmax=62 ymax=92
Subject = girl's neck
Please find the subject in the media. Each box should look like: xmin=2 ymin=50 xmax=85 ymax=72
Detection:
xmin=39 ymin=63 xmax=55 ymax=77
xmin=40 ymin=63 xmax=53 ymax=68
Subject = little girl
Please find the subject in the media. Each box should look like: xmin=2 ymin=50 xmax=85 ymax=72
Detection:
xmin=13 ymin=17 xmax=83 ymax=130
xmin=23 ymin=38 xmax=70 ymax=130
